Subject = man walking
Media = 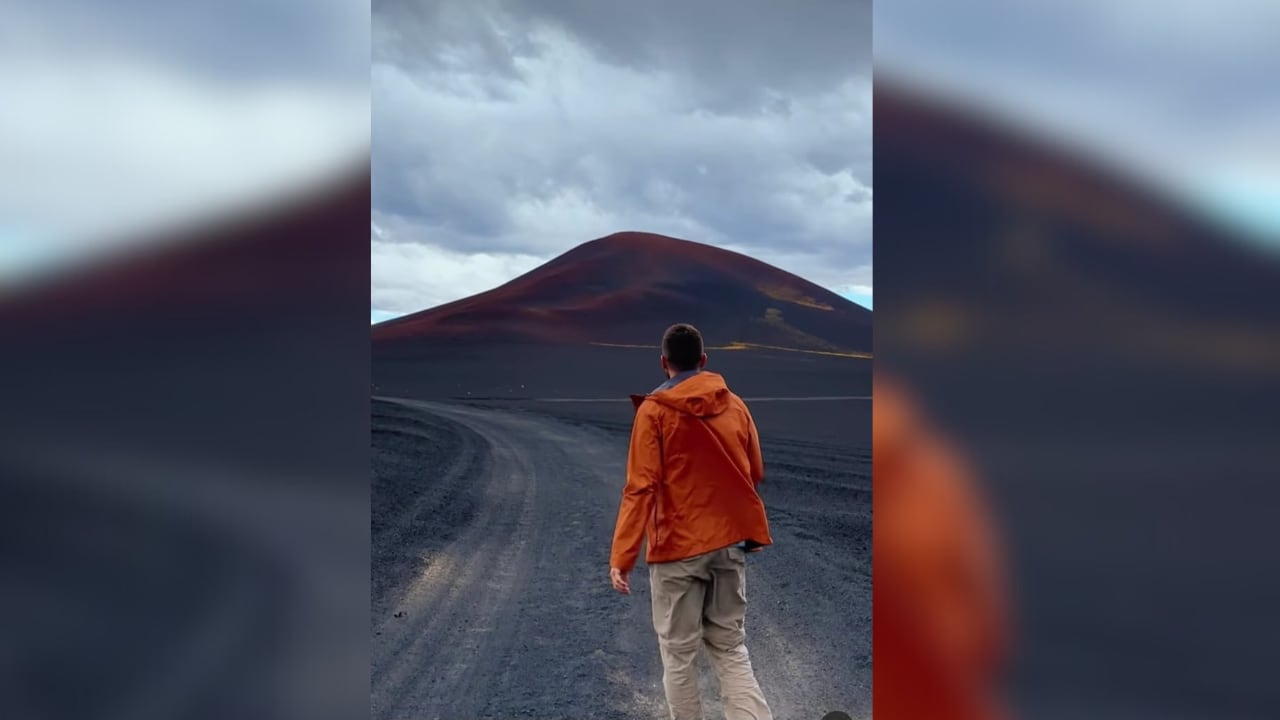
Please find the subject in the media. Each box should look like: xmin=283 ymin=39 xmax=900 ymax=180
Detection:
xmin=610 ymin=323 xmax=774 ymax=720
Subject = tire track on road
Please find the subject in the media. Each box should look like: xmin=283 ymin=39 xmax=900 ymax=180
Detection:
xmin=372 ymin=400 xmax=540 ymax=719
xmin=370 ymin=399 xmax=870 ymax=718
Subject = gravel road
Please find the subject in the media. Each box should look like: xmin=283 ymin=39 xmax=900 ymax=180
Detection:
xmin=371 ymin=397 xmax=870 ymax=719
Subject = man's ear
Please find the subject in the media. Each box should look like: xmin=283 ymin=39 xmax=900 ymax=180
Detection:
xmin=660 ymin=355 xmax=669 ymax=372
xmin=699 ymin=353 xmax=708 ymax=369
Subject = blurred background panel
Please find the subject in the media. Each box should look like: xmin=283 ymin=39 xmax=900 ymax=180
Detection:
xmin=875 ymin=2 xmax=1280 ymax=719
xmin=0 ymin=0 xmax=368 ymax=290
xmin=0 ymin=2 xmax=369 ymax=720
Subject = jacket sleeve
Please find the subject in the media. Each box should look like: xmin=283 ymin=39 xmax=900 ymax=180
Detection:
xmin=610 ymin=405 xmax=662 ymax=572
xmin=747 ymin=410 xmax=765 ymax=486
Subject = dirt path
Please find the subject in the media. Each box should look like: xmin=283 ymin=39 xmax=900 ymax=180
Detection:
xmin=371 ymin=398 xmax=870 ymax=719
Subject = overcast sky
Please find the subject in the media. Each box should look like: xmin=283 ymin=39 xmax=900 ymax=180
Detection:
xmin=0 ymin=0 xmax=368 ymax=283
xmin=12 ymin=0 xmax=1265 ymax=325
xmin=876 ymin=0 xmax=1280 ymax=244
xmin=371 ymin=0 xmax=873 ymax=322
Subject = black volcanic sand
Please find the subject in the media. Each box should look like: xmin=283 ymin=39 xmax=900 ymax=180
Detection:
xmin=370 ymin=351 xmax=871 ymax=719
xmin=372 ymin=343 xmax=873 ymax=396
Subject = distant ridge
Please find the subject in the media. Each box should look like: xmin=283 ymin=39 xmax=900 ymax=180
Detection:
xmin=372 ymin=231 xmax=871 ymax=354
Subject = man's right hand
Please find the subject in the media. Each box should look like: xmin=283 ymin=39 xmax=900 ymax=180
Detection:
xmin=610 ymin=567 xmax=631 ymax=595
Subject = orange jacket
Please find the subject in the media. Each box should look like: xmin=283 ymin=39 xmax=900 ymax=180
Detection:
xmin=874 ymin=378 xmax=1010 ymax=720
xmin=610 ymin=371 xmax=772 ymax=572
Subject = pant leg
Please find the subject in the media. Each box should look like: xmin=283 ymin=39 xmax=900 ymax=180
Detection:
xmin=703 ymin=546 xmax=772 ymax=720
xmin=650 ymin=557 xmax=708 ymax=720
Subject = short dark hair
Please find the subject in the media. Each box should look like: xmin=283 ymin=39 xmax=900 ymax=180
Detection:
xmin=662 ymin=323 xmax=704 ymax=372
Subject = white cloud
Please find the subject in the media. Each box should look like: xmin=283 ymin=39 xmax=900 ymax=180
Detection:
xmin=0 ymin=3 xmax=369 ymax=283
xmin=1 ymin=57 xmax=366 ymax=247
xmin=372 ymin=10 xmax=872 ymax=313
xmin=370 ymin=232 xmax=547 ymax=315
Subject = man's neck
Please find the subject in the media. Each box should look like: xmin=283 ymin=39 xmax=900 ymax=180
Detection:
xmin=656 ymin=367 xmax=701 ymax=392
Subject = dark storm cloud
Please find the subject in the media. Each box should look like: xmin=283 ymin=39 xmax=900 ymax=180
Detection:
xmin=373 ymin=0 xmax=540 ymax=85
xmin=8 ymin=0 xmax=367 ymax=85
xmin=502 ymin=0 xmax=871 ymax=111
xmin=374 ymin=0 xmax=870 ymax=110
xmin=372 ymin=0 xmax=873 ymax=315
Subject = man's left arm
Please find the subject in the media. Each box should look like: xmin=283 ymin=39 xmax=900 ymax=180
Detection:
xmin=610 ymin=406 xmax=662 ymax=593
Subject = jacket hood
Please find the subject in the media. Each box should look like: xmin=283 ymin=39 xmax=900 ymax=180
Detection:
xmin=646 ymin=370 xmax=733 ymax=417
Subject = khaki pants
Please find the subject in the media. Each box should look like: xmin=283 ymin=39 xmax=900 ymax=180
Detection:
xmin=649 ymin=545 xmax=772 ymax=720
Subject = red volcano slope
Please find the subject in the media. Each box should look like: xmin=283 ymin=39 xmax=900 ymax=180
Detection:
xmin=371 ymin=232 xmax=871 ymax=355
